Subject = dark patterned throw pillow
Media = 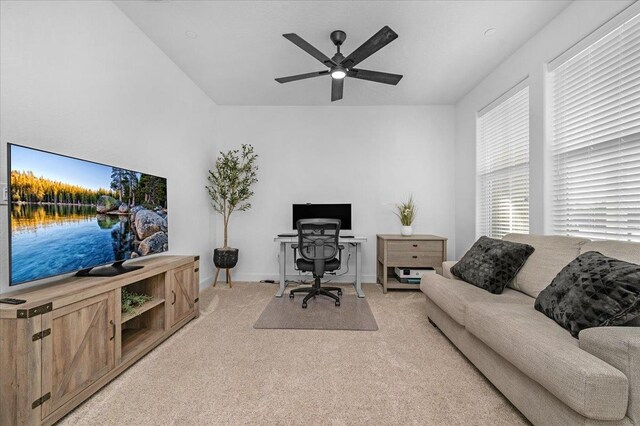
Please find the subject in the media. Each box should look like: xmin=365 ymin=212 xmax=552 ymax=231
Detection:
xmin=535 ymin=251 xmax=640 ymax=338
xmin=451 ymin=236 xmax=535 ymax=294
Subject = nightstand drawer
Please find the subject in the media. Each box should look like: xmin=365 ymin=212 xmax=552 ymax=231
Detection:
xmin=388 ymin=240 xmax=443 ymax=253
xmin=387 ymin=252 xmax=443 ymax=267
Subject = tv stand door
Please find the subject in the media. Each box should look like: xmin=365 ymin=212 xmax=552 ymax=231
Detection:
xmin=168 ymin=264 xmax=197 ymax=328
xmin=40 ymin=291 xmax=116 ymax=418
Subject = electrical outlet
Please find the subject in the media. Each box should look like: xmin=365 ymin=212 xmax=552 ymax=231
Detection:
xmin=0 ymin=183 xmax=7 ymax=205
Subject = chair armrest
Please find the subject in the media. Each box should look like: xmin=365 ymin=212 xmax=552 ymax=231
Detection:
xmin=442 ymin=261 xmax=460 ymax=280
xmin=579 ymin=326 xmax=640 ymax=423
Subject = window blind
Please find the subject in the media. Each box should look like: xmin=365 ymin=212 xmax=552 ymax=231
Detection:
xmin=477 ymin=85 xmax=530 ymax=239
xmin=551 ymin=9 xmax=640 ymax=242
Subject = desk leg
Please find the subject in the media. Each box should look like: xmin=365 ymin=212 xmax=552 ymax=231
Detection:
xmin=354 ymin=243 xmax=365 ymax=298
xmin=276 ymin=241 xmax=287 ymax=297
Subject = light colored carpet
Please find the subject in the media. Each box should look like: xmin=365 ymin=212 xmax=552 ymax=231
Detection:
xmin=254 ymin=293 xmax=378 ymax=331
xmin=60 ymin=282 xmax=528 ymax=425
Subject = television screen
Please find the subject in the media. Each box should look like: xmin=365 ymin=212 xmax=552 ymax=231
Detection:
xmin=292 ymin=204 xmax=352 ymax=230
xmin=8 ymin=144 xmax=168 ymax=285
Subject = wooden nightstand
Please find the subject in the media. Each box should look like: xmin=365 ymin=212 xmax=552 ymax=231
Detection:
xmin=376 ymin=234 xmax=448 ymax=293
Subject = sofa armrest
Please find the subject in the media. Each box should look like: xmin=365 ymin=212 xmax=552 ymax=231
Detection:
xmin=580 ymin=326 xmax=640 ymax=423
xmin=442 ymin=261 xmax=460 ymax=280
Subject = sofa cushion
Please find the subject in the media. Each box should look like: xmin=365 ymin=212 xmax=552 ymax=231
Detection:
xmin=581 ymin=240 xmax=640 ymax=265
xmin=451 ymin=236 xmax=534 ymax=294
xmin=503 ymin=233 xmax=589 ymax=298
xmin=535 ymin=251 xmax=640 ymax=338
xmin=420 ymin=273 xmax=531 ymax=326
xmin=466 ymin=302 xmax=629 ymax=421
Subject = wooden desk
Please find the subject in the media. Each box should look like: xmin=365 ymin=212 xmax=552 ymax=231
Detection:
xmin=376 ymin=234 xmax=447 ymax=293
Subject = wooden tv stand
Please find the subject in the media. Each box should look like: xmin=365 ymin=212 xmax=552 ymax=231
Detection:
xmin=0 ymin=255 xmax=200 ymax=426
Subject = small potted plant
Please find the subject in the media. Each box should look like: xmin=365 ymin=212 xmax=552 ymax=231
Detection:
xmin=395 ymin=195 xmax=416 ymax=236
xmin=206 ymin=144 xmax=258 ymax=277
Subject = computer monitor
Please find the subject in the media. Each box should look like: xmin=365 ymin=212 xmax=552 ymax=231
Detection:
xmin=292 ymin=204 xmax=352 ymax=230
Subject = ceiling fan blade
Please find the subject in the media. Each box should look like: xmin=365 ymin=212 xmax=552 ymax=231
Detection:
xmin=340 ymin=26 xmax=398 ymax=69
xmin=275 ymin=70 xmax=329 ymax=84
xmin=331 ymin=78 xmax=344 ymax=102
xmin=347 ymin=68 xmax=403 ymax=85
xmin=283 ymin=33 xmax=337 ymax=67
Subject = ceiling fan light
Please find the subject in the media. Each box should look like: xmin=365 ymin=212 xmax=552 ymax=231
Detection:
xmin=331 ymin=67 xmax=346 ymax=79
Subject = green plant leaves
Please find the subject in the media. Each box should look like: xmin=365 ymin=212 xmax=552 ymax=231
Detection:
xmin=121 ymin=288 xmax=153 ymax=314
xmin=394 ymin=195 xmax=417 ymax=226
xmin=206 ymin=144 xmax=259 ymax=246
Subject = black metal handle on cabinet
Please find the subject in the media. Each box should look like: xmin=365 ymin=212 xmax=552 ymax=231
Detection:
xmin=413 ymin=244 xmax=418 ymax=247
xmin=172 ymin=290 xmax=176 ymax=305
xmin=110 ymin=320 xmax=115 ymax=341
xmin=412 ymin=255 xmax=418 ymax=259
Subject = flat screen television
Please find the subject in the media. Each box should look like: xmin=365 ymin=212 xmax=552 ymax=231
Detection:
xmin=292 ymin=203 xmax=352 ymax=230
xmin=8 ymin=143 xmax=168 ymax=285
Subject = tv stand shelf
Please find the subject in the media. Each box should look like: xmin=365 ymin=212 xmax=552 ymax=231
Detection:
xmin=121 ymin=328 xmax=165 ymax=361
xmin=0 ymin=255 xmax=200 ymax=426
xmin=121 ymin=298 xmax=165 ymax=324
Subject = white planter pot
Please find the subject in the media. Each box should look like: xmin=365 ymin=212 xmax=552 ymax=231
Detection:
xmin=401 ymin=225 xmax=413 ymax=236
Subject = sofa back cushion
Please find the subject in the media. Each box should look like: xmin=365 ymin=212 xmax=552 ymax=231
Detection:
xmin=502 ymin=234 xmax=589 ymax=298
xmin=580 ymin=240 xmax=640 ymax=264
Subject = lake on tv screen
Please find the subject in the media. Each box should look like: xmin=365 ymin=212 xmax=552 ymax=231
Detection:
xmin=9 ymin=145 xmax=168 ymax=285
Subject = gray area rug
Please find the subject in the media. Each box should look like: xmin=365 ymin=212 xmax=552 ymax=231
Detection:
xmin=254 ymin=293 xmax=378 ymax=331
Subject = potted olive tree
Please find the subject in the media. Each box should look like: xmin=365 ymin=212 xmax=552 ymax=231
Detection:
xmin=206 ymin=144 xmax=258 ymax=286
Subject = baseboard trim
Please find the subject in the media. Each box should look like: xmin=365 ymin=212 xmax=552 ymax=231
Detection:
xmin=200 ymin=273 xmax=377 ymax=289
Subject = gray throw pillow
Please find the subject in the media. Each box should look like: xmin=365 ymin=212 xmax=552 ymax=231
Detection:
xmin=451 ymin=236 xmax=535 ymax=294
xmin=535 ymin=251 xmax=640 ymax=338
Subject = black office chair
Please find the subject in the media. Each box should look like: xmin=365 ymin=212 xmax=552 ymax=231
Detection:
xmin=289 ymin=218 xmax=343 ymax=308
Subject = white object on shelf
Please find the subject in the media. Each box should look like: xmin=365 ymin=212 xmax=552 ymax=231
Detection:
xmin=394 ymin=267 xmax=436 ymax=279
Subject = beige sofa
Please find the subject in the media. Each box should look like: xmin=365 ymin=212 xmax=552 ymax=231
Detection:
xmin=420 ymin=234 xmax=640 ymax=425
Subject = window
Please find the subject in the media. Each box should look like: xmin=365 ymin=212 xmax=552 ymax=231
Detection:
xmin=550 ymin=8 xmax=640 ymax=242
xmin=477 ymin=83 xmax=530 ymax=239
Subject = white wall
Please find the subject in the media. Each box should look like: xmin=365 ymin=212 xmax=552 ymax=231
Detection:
xmin=212 ymin=106 xmax=455 ymax=283
xmin=0 ymin=1 xmax=455 ymax=292
xmin=453 ymin=0 xmax=634 ymax=259
xmin=0 ymin=0 xmax=218 ymax=292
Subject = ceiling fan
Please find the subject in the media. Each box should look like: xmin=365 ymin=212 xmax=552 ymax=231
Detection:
xmin=275 ymin=26 xmax=403 ymax=102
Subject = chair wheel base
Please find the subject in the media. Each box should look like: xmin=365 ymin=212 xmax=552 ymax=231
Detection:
xmin=294 ymin=283 xmax=341 ymax=309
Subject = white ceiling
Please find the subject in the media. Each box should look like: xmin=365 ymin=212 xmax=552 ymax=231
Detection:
xmin=114 ymin=0 xmax=571 ymax=106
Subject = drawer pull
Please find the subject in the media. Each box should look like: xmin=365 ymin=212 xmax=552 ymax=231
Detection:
xmin=412 ymin=255 xmax=418 ymax=259
xmin=413 ymin=244 xmax=418 ymax=247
